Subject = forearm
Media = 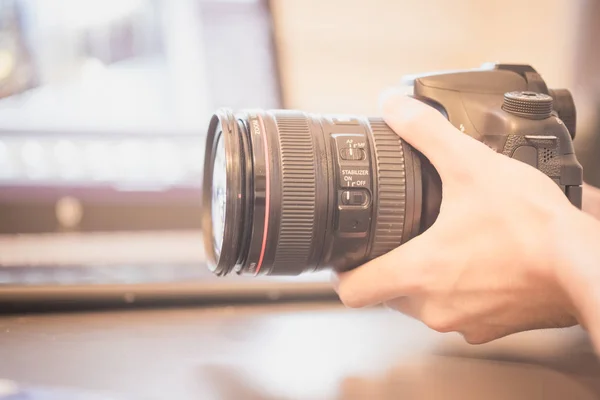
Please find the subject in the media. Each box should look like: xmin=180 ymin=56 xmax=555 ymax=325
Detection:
xmin=554 ymin=211 xmax=600 ymax=351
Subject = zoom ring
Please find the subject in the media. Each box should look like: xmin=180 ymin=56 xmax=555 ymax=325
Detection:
xmin=369 ymin=119 xmax=406 ymax=258
xmin=272 ymin=113 xmax=317 ymax=269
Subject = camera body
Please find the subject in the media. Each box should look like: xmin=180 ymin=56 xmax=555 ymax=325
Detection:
xmin=202 ymin=63 xmax=583 ymax=276
xmin=408 ymin=63 xmax=582 ymax=207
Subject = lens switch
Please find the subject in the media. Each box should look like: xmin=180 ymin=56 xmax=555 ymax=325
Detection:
xmin=341 ymin=190 xmax=369 ymax=206
xmin=340 ymin=148 xmax=365 ymax=161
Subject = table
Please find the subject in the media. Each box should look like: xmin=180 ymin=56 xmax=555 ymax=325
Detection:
xmin=1 ymin=301 xmax=599 ymax=399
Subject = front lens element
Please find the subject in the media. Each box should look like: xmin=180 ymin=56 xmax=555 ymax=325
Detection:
xmin=202 ymin=111 xmax=249 ymax=276
xmin=211 ymin=134 xmax=227 ymax=258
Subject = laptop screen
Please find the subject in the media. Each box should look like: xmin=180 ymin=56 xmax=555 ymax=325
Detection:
xmin=0 ymin=0 xmax=332 ymax=294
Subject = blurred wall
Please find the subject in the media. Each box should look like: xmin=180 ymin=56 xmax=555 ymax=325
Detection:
xmin=270 ymin=0 xmax=578 ymax=115
xmin=570 ymin=0 xmax=600 ymax=187
xmin=271 ymin=0 xmax=600 ymax=186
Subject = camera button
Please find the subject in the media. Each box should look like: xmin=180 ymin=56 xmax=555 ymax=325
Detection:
xmin=511 ymin=145 xmax=538 ymax=168
xmin=332 ymin=117 xmax=360 ymax=125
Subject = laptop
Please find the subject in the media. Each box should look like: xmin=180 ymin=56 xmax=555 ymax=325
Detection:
xmin=0 ymin=0 xmax=335 ymax=308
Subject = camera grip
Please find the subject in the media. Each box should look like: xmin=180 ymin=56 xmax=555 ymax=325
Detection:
xmin=502 ymin=135 xmax=560 ymax=178
xmin=502 ymin=134 xmax=582 ymax=208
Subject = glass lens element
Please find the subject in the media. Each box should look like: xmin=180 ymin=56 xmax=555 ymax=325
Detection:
xmin=211 ymin=134 xmax=227 ymax=257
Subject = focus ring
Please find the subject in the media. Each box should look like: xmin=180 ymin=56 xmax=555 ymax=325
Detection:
xmin=369 ymin=119 xmax=406 ymax=258
xmin=272 ymin=113 xmax=317 ymax=270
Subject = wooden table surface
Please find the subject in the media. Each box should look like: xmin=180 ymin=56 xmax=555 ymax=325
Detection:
xmin=0 ymin=301 xmax=599 ymax=400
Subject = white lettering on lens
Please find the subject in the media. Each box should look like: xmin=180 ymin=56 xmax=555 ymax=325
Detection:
xmin=252 ymin=119 xmax=261 ymax=135
xmin=341 ymin=169 xmax=369 ymax=176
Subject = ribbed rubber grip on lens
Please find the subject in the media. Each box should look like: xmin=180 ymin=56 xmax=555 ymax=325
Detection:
xmin=272 ymin=114 xmax=316 ymax=268
xmin=369 ymin=119 xmax=406 ymax=258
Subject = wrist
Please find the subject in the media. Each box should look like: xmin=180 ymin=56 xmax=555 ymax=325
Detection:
xmin=552 ymin=209 xmax=600 ymax=328
xmin=583 ymin=183 xmax=600 ymax=221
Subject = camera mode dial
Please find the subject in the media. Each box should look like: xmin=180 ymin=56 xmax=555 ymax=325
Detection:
xmin=502 ymin=91 xmax=553 ymax=120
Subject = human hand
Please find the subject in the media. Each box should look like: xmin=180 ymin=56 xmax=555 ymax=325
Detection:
xmin=335 ymin=91 xmax=587 ymax=344
xmin=583 ymin=182 xmax=600 ymax=221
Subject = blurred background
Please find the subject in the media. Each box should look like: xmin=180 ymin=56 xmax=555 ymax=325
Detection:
xmin=0 ymin=0 xmax=598 ymax=302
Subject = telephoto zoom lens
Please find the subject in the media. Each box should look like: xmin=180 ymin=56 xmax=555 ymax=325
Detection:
xmin=202 ymin=109 xmax=442 ymax=276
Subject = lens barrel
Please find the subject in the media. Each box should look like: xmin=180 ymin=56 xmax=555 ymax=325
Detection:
xmin=202 ymin=109 xmax=442 ymax=276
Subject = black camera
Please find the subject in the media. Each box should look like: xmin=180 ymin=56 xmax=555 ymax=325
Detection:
xmin=202 ymin=63 xmax=583 ymax=276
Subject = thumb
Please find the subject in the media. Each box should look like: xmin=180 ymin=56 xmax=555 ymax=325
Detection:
xmin=379 ymin=89 xmax=491 ymax=174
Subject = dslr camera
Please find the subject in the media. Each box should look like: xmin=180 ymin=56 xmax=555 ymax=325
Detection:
xmin=202 ymin=63 xmax=582 ymax=276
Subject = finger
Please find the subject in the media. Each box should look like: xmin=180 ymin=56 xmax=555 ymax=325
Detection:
xmin=383 ymin=297 xmax=436 ymax=328
xmin=384 ymin=296 xmax=417 ymax=316
xmin=379 ymin=89 xmax=492 ymax=173
xmin=335 ymin=232 xmax=438 ymax=308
